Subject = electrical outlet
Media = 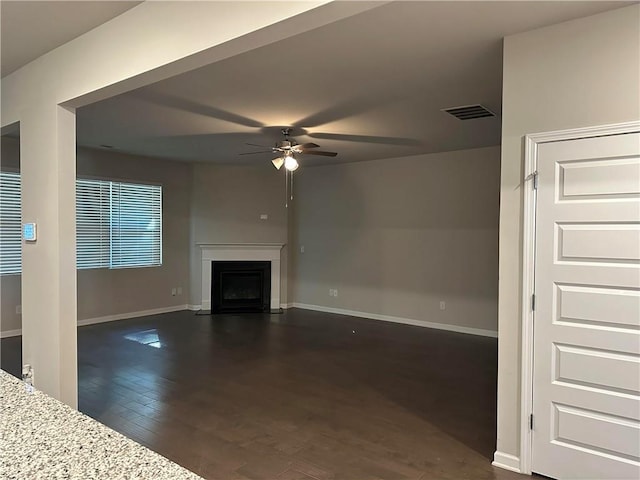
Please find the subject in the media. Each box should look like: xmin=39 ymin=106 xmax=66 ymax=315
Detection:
xmin=16 ymin=305 xmax=22 ymax=315
xmin=440 ymin=301 xmax=446 ymax=310
xmin=171 ymin=288 xmax=177 ymax=296
xmin=260 ymin=214 xmax=268 ymax=220
xmin=300 ymin=245 xmax=305 ymax=254
xmin=334 ymin=289 xmax=339 ymax=298
xmin=177 ymin=287 xmax=182 ymax=295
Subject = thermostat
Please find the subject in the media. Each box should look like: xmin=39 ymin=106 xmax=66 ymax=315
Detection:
xmin=23 ymin=223 xmax=37 ymax=242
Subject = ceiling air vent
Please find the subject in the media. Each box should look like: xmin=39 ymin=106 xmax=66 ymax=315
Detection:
xmin=442 ymin=104 xmax=495 ymax=120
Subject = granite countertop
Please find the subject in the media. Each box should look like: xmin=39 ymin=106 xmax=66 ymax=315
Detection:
xmin=0 ymin=370 xmax=203 ymax=480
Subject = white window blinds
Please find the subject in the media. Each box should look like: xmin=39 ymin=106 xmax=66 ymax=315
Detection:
xmin=1 ymin=176 xmax=162 ymax=274
xmin=76 ymin=179 xmax=111 ymax=269
xmin=110 ymin=182 xmax=162 ymax=268
xmin=0 ymin=172 xmax=22 ymax=275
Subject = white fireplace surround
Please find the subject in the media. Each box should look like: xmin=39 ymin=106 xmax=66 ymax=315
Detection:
xmin=199 ymin=243 xmax=284 ymax=311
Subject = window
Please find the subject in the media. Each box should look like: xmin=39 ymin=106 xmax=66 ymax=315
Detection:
xmin=0 ymin=172 xmax=22 ymax=275
xmin=0 ymin=174 xmax=162 ymax=274
xmin=108 ymin=181 xmax=162 ymax=269
xmin=76 ymin=179 xmax=111 ymax=269
xmin=76 ymin=179 xmax=162 ymax=269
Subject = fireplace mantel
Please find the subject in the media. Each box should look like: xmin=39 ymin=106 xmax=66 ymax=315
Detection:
xmin=199 ymin=243 xmax=284 ymax=311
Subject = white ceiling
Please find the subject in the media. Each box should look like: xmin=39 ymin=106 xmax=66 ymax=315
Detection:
xmin=1 ymin=1 xmax=140 ymax=77
xmin=4 ymin=1 xmax=633 ymax=166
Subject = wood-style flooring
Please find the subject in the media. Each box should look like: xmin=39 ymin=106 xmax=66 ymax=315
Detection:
xmin=1 ymin=309 xmax=525 ymax=480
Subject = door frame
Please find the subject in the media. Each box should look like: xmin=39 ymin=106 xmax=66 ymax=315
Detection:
xmin=518 ymin=120 xmax=640 ymax=475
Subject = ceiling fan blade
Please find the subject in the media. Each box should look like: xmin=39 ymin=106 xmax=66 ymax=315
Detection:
xmin=295 ymin=142 xmax=320 ymax=149
xmin=245 ymin=143 xmax=271 ymax=148
xmin=300 ymin=150 xmax=338 ymax=157
xmin=239 ymin=150 xmax=273 ymax=155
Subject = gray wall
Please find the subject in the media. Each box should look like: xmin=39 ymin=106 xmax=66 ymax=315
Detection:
xmin=0 ymin=137 xmax=192 ymax=333
xmin=189 ymin=162 xmax=289 ymax=307
xmin=292 ymin=146 xmax=501 ymax=333
xmin=496 ymin=4 xmax=640 ymax=461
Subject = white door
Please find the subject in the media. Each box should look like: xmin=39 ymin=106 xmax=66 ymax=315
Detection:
xmin=532 ymin=132 xmax=640 ymax=479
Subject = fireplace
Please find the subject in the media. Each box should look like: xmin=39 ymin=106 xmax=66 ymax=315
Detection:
xmin=211 ymin=261 xmax=271 ymax=313
xmin=199 ymin=243 xmax=284 ymax=312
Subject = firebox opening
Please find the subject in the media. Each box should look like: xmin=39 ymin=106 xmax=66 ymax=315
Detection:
xmin=211 ymin=261 xmax=271 ymax=313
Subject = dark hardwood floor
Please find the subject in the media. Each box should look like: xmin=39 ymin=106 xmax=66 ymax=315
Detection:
xmin=1 ymin=309 xmax=524 ymax=480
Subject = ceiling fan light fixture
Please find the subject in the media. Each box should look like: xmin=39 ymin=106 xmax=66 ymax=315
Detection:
xmin=272 ymin=157 xmax=284 ymax=170
xmin=284 ymin=154 xmax=299 ymax=171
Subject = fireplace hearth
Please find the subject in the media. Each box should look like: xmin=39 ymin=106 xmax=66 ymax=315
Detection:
xmin=211 ymin=261 xmax=271 ymax=313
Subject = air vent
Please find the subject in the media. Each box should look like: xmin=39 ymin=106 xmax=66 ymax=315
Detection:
xmin=442 ymin=104 xmax=495 ymax=120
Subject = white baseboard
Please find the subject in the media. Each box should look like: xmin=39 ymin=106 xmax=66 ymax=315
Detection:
xmin=0 ymin=328 xmax=22 ymax=339
xmin=3 ymin=303 xmax=497 ymax=339
xmin=77 ymin=304 xmax=189 ymax=327
xmin=1 ymin=305 xmax=190 ymax=337
xmin=290 ymin=303 xmax=498 ymax=338
xmin=492 ymin=451 xmax=521 ymax=473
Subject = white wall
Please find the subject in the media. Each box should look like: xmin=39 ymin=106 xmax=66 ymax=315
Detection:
xmin=0 ymin=137 xmax=192 ymax=334
xmin=292 ymin=146 xmax=501 ymax=335
xmin=496 ymin=4 xmax=640 ymax=466
xmin=189 ymin=162 xmax=289 ymax=308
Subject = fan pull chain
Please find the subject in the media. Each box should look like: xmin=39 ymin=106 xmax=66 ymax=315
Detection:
xmin=285 ymin=169 xmax=289 ymax=208
xmin=290 ymin=171 xmax=294 ymax=200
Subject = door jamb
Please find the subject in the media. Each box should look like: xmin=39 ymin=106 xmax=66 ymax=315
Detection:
xmin=519 ymin=120 xmax=640 ymax=475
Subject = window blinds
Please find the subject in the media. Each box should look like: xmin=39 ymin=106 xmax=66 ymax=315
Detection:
xmin=0 ymin=175 xmax=162 ymax=274
xmin=0 ymin=172 xmax=22 ymax=275
xmin=76 ymin=179 xmax=111 ymax=269
xmin=110 ymin=182 xmax=162 ymax=268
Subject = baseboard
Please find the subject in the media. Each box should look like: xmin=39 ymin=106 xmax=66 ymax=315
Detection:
xmin=77 ymin=305 xmax=189 ymax=327
xmin=3 ymin=303 xmax=497 ymax=339
xmin=0 ymin=328 xmax=22 ymax=339
xmin=291 ymin=303 xmax=498 ymax=338
xmin=1 ymin=305 xmax=191 ymax=338
xmin=492 ymin=451 xmax=521 ymax=473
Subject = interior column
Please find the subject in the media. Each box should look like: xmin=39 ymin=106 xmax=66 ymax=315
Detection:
xmin=20 ymin=104 xmax=77 ymax=408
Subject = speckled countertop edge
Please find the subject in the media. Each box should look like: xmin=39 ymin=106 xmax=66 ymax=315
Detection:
xmin=0 ymin=370 xmax=203 ymax=480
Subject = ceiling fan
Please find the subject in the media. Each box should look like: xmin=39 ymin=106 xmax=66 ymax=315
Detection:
xmin=240 ymin=128 xmax=337 ymax=171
